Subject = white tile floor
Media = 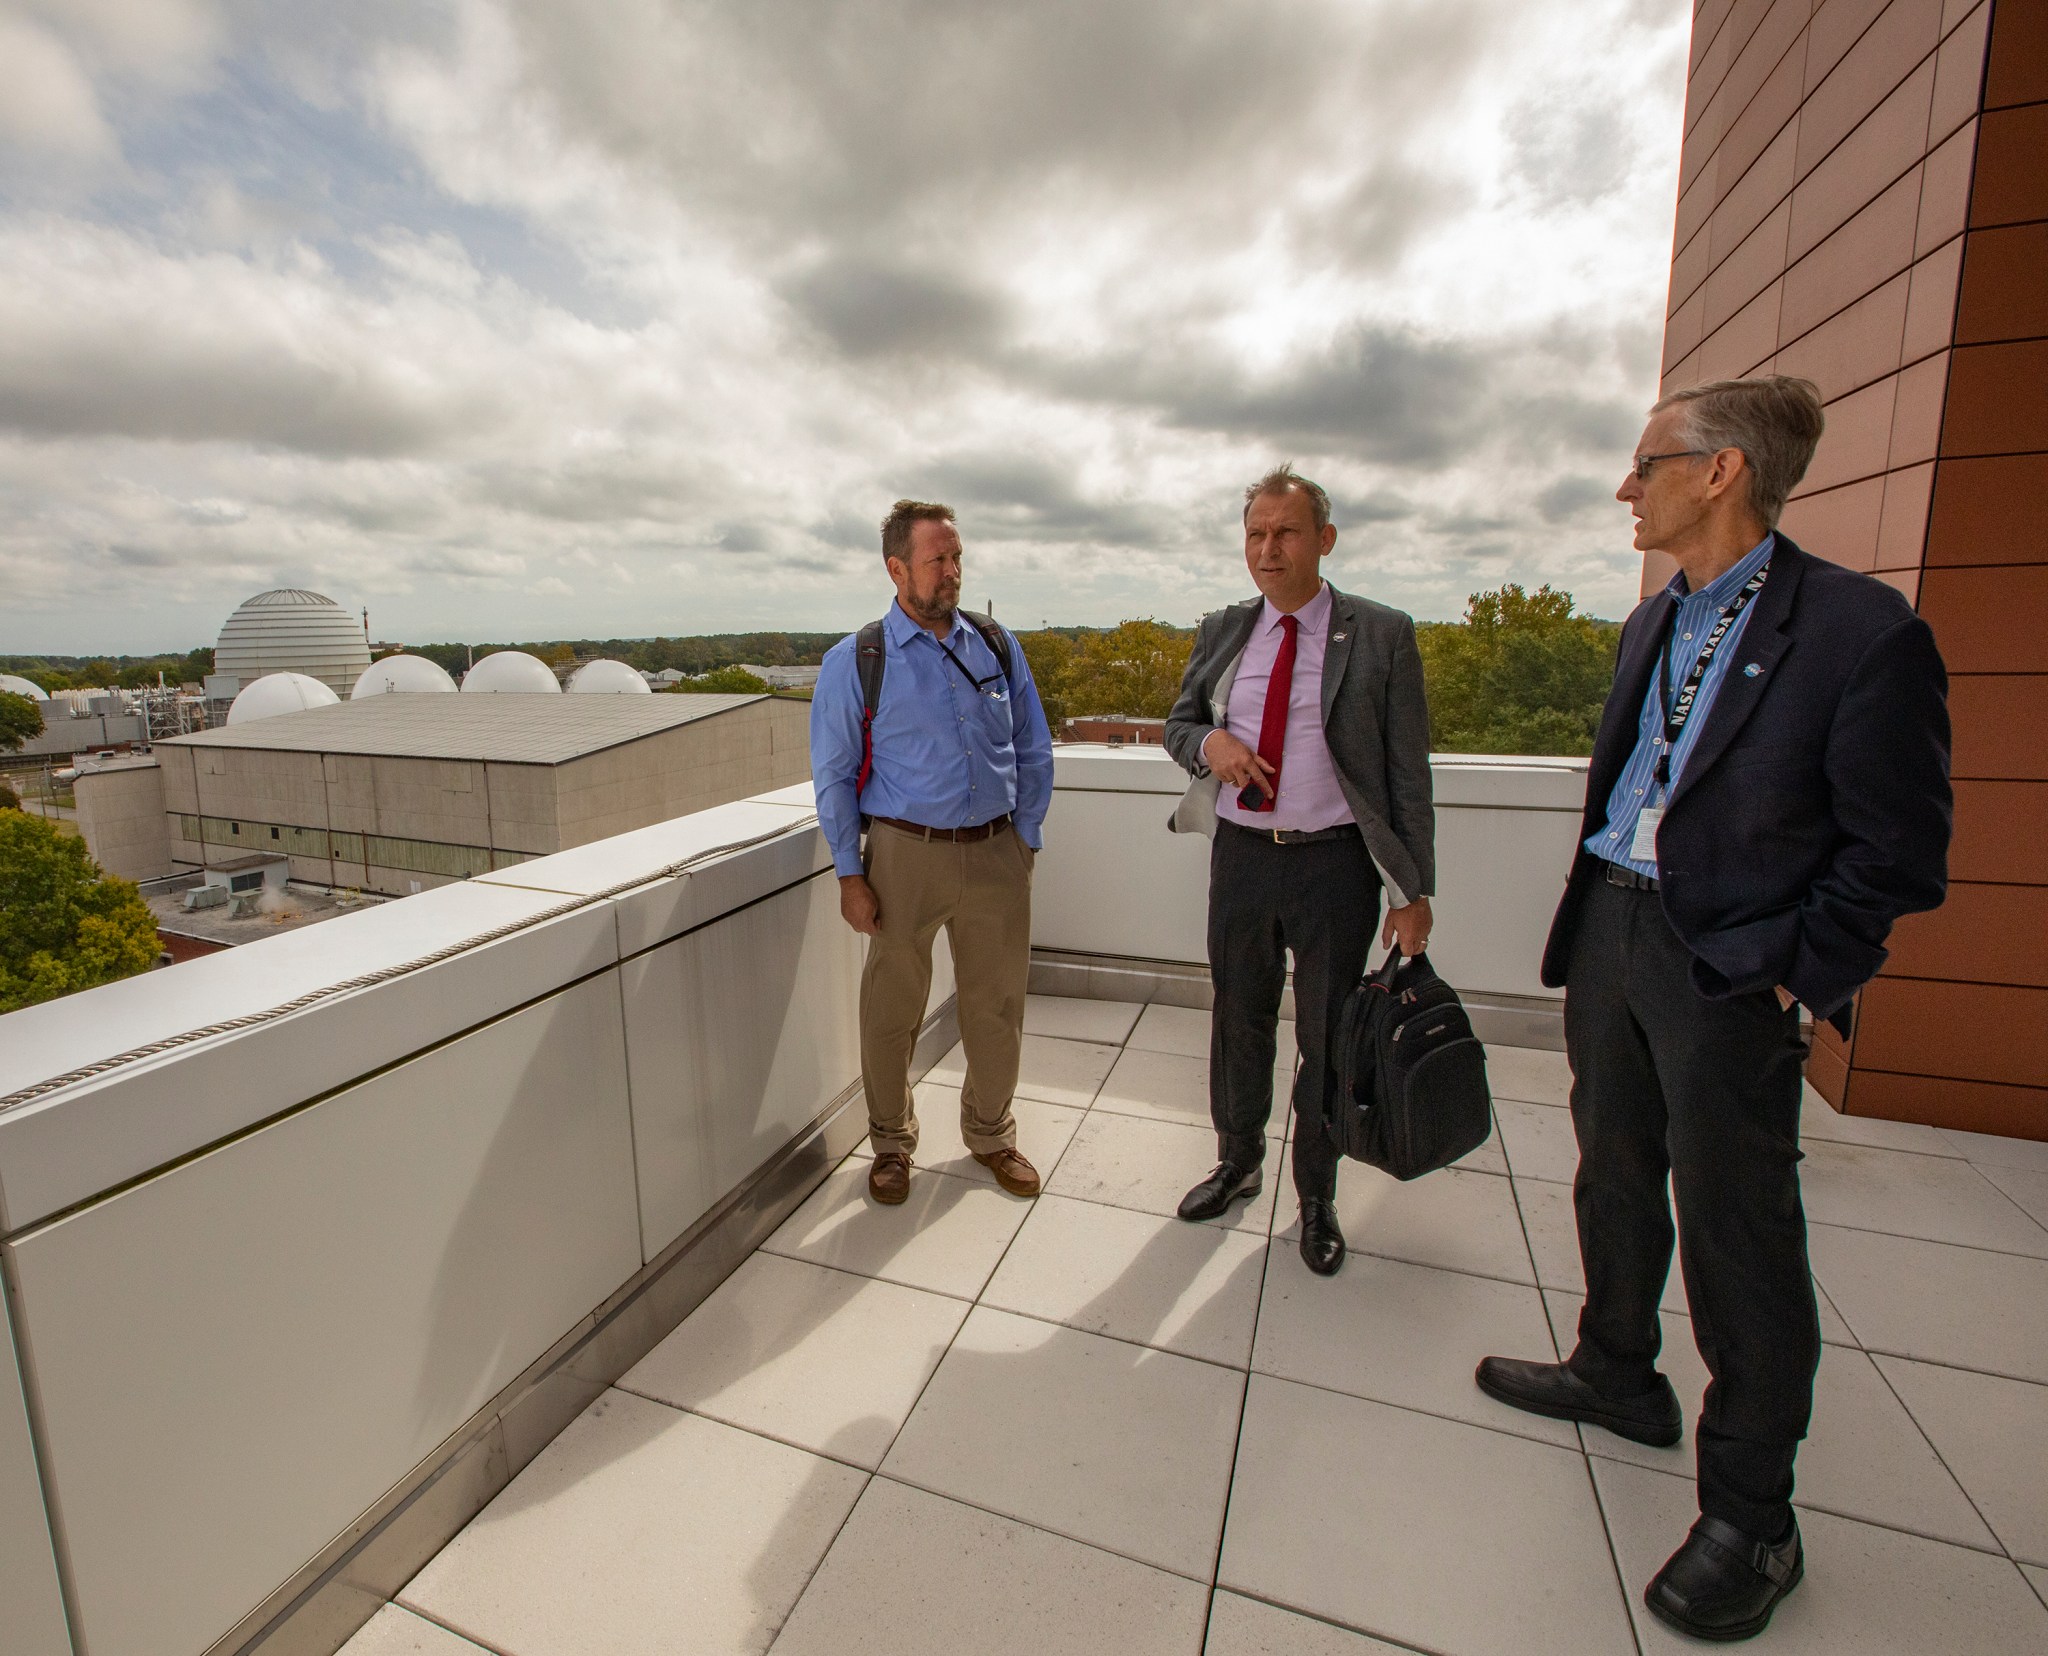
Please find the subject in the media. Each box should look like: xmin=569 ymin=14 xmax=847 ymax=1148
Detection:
xmin=357 ymin=996 xmax=2048 ymax=1656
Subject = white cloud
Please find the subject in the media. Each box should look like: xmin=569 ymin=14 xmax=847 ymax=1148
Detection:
xmin=0 ymin=0 xmax=1691 ymax=653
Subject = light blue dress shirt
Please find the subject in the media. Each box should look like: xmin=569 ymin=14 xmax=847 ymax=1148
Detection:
xmin=1588 ymin=533 xmax=1775 ymax=877
xmin=811 ymin=602 xmax=1055 ymax=879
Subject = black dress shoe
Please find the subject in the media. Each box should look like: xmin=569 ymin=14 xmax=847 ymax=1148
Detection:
xmin=1177 ymin=1162 xmax=1262 ymax=1221
xmin=1474 ymin=1355 xmax=1682 ymax=1447
xmin=1299 ymin=1197 xmax=1345 ymax=1275
xmin=1645 ymin=1515 xmax=1802 ymax=1642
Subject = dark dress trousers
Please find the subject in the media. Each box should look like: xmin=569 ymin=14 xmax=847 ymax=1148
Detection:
xmin=1165 ymin=588 xmax=1435 ymax=1199
xmin=1544 ymin=535 xmax=1950 ymax=1539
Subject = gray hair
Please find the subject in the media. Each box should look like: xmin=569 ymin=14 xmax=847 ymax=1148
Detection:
xmin=1651 ymin=375 xmax=1825 ymax=527
xmin=1242 ymin=464 xmax=1332 ymax=532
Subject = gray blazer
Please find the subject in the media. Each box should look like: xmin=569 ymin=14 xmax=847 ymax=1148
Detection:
xmin=1164 ymin=586 xmax=1436 ymax=905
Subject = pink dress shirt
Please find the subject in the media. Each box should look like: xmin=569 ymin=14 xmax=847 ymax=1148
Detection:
xmin=1210 ymin=583 xmax=1356 ymax=833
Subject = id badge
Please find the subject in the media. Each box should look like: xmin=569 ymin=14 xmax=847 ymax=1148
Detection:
xmin=1628 ymin=806 xmax=1663 ymax=866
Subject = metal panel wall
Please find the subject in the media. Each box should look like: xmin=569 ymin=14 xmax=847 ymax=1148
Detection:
xmin=3 ymin=976 xmax=641 ymax=1656
xmin=621 ymin=873 xmax=865 ymax=1260
xmin=0 ymin=1289 xmax=71 ymax=1656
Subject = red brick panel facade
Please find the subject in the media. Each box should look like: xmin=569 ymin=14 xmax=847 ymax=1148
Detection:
xmin=1657 ymin=0 xmax=2047 ymax=1137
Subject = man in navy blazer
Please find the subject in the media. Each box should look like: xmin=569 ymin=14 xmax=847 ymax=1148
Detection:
xmin=1476 ymin=376 xmax=1950 ymax=1642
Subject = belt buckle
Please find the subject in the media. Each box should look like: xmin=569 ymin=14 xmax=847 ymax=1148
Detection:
xmin=1271 ymin=828 xmax=1284 ymax=844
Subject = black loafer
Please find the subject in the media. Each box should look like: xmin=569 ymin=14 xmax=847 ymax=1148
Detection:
xmin=1299 ymin=1196 xmax=1345 ymax=1276
xmin=1474 ymin=1355 xmax=1682 ymax=1447
xmin=1177 ymin=1162 xmax=1262 ymax=1221
xmin=1645 ymin=1515 xmax=1802 ymax=1642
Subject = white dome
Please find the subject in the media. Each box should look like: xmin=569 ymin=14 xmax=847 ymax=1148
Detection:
xmin=460 ymin=651 xmax=561 ymax=693
xmin=0 ymin=674 xmax=48 ymax=701
xmin=215 ymin=588 xmax=371 ymax=700
xmin=226 ymin=672 xmax=342 ymax=724
xmin=567 ymin=659 xmax=653 ymax=695
xmin=351 ymin=654 xmax=459 ymax=697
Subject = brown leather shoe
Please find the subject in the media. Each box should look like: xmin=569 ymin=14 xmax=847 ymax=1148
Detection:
xmin=973 ymin=1147 xmax=1041 ymax=1197
xmin=869 ymin=1152 xmax=911 ymax=1205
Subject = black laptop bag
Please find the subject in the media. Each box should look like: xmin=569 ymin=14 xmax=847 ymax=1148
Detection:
xmin=1330 ymin=950 xmax=1494 ymax=1180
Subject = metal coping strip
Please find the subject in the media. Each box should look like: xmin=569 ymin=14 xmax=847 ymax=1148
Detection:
xmin=0 ymin=816 xmax=819 ymax=1119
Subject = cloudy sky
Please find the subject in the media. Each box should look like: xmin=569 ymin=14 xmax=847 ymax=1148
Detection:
xmin=0 ymin=0 xmax=1690 ymax=654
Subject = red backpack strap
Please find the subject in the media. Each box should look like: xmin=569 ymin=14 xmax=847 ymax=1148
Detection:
xmin=854 ymin=620 xmax=887 ymax=796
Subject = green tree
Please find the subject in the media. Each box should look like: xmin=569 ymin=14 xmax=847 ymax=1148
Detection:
xmin=0 ymin=689 xmax=45 ymax=753
xmin=1017 ymin=631 xmax=1077 ymax=730
xmin=0 ymin=782 xmax=20 ymax=811
xmin=674 ymin=665 xmax=771 ymax=694
xmin=0 ymin=813 xmax=162 ymax=1011
xmin=1417 ymin=584 xmax=1618 ymax=756
xmin=1021 ymin=620 xmax=1192 ymax=733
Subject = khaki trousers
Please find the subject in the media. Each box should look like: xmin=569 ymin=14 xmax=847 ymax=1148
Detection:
xmin=861 ymin=819 xmax=1033 ymax=1159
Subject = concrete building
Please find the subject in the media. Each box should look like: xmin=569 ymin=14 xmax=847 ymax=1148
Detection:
xmin=1062 ymin=714 xmax=1166 ymax=746
xmin=152 ymin=691 xmax=810 ymax=895
xmin=214 ymin=590 xmax=372 ymax=701
xmin=1658 ymin=0 xmax=2045 ymax=1139
xmin=72 ymin=761 xmax=174 ymax=882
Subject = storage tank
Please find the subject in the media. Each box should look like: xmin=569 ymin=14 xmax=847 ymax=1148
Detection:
xmin=215 ymin=589 xmax=371 ymax=700
xmin=226 ymin=672 xmax=342 ymax=724
xmin=566 ymin=659 xmax=653 ymax=695
xmin=459 ymin=651 xmax=562 ymax=693
xmin=350 ymin=655 xmax=459 ymax=697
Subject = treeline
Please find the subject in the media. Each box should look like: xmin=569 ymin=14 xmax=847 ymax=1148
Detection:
xmin=1 ymin=649 xmax=215 ymax=691
xmin=1013 ymin=586 xmax=1618 ymax=758
xmin=406 ymin=633 xmax=850 ymax=678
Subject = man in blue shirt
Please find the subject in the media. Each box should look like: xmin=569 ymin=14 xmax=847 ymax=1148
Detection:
xmin=811 ymin=500 xmax=1055 ymax=1205
xmin=1476 ymin=377 xmax=1950 ymax=1642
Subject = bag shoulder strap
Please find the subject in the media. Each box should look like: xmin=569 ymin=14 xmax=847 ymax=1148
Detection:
xmin=957 ymin=609 xmax=1014 ymax=682
xmin=855 ymin=620 xmax=887 ymax=796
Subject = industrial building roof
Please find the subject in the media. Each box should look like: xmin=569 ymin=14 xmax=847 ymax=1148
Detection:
xmin=158 ymin=692 xmax=769 ymax=765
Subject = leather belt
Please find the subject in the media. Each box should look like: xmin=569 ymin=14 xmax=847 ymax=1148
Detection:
xmin=1604 ymin=860 xmax=1660 ymax=892
xmin=1222 ymin=819 xmax=1361 ymax=847
xmin=870 ymin=813 xmax=1012 ymax=844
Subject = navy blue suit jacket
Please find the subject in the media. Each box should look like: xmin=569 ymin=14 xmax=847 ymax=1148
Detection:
xmin=1541 ymin=535 xmax=1952 ymax=1037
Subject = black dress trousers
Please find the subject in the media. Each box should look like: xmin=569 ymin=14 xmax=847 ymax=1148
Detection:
xmin=1564 ymin=876 xmax=1822 ymax=1541
xmin=1207 ymin=818 xmax=1381 ymax=1201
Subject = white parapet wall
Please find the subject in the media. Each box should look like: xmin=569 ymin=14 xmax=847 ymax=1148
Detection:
xmin=1032 ymin=745 xmax=1590 ymax=1012
xmin=0 ymin=780 xmax=954 ymax=1656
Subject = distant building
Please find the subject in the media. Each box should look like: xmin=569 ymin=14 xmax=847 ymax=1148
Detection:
xmin=649 ymin=669 xmax=688 ymax=687
xmin=149 ymin=691 xmax=810 ymax=896
xmin=1062 ymin=715 xmax=1166 ymax=747
xmin=736 ymin=664 xmax=822 ymax=690
xmin=214 ymin=588 xmax=372 ymax=700
xmin=143 ymin=869 xmax=388 ymax=963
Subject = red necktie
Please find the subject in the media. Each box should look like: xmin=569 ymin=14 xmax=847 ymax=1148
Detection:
xmin=1249 ymin=613 xmax=1297 ymax=813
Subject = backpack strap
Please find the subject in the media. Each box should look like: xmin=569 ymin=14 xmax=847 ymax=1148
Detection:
xmin=854 ymin=620 xmax=886 ymax=796
xmin=957 ymin=609 xmax=1014 ymax=683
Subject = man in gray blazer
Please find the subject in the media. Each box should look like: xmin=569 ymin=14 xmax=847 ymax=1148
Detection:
xmin=1164 ymin=466 xmax=1435 ymax=1275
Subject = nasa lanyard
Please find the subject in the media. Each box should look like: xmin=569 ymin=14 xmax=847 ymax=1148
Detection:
xmin=1650 ymin=561 xmax=1769 ymax=797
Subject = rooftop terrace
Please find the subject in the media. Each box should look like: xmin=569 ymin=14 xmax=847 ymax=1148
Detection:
xmin=2 ymin=751 xmax=2043 ymax=1656
xmin=339 ymin=1000 xmax=2048 ymax=1656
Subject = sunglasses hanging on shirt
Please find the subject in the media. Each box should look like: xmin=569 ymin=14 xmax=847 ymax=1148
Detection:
xmin=939 ymin=638 xmax=1008 ymax=701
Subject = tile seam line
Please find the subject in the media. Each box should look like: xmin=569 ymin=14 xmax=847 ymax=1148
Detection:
xmin=1586 ymin=1442 xmax=2032 ymax=1566
xmin=1801 ymin=1211 xmax=2048 ymax=1259
xmin=1209 ymin=1584 xmax=1457 ymax=1656
xmin=1858 ymin=1348 xmax=2019 ymax=1562
xmin=387 ymin=1603 xmax=515 ymax=1656
xmin=1245 ymin=1350 xmax=1594 ymax=1455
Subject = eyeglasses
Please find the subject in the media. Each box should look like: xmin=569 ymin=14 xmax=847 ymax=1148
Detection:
xmin=1631 ymin=450 xmax=1710 ymax=479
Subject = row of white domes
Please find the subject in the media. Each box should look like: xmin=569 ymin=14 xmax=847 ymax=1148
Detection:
xmin=225 ymin=652 xmax=652 ymax=724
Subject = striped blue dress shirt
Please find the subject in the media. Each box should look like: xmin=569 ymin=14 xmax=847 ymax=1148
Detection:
xmin=1587 ymin=533 xmax=1775 ymax=877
